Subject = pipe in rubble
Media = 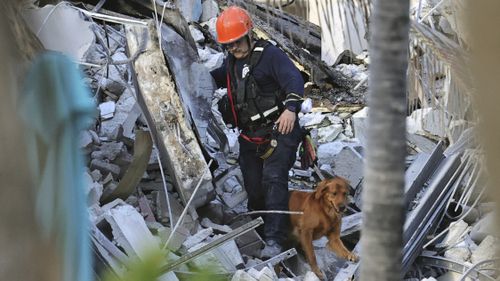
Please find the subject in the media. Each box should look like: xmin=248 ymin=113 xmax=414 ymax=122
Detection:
xmin=446 ymin=201 xmax=480 ymax=224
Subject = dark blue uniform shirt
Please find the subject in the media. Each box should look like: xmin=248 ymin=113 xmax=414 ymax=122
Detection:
xmin=210 ymin=42 xmax=304 ymax=112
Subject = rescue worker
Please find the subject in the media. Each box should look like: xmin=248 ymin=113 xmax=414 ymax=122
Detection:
xmin=210 ymin=6 xmax=305 ymax=258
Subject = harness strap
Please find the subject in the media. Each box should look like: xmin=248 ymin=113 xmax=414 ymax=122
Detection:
xmin=240 ymin=133 xmax=269 ymax=145
xmin=226 ymin=73 xmax=238 ymax=126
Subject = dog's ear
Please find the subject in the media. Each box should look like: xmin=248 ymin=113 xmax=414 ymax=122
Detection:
xmin=314 ymin=180 xmax=329 ymax=200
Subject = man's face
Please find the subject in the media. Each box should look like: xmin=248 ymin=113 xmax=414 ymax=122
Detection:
xmin=225 ymin=36 xmax=251 ymax=59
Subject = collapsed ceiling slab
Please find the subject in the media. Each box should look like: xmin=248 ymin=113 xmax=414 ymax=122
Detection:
xmin=125 ymin=21 xmax=214 ymax=208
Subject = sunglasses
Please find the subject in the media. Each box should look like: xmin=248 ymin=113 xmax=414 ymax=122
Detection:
xmin=223 ymin=37 xmax=246 ymax=49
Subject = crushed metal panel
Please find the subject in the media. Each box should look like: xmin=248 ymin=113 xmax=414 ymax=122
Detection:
xmin=125 ymin=21 xmax=213 ymax=208
xmin=404 ymin=141 xmax=445 ymax=208
xmin=403 ymin=153 xmax=463 ymax=272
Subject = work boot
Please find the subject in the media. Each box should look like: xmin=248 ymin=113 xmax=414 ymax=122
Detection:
xmin=260 ymin=239 xmax=282 ymax=259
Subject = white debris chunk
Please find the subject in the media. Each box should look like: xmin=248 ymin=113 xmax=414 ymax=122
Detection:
xmin=99 ymin=101 xmax=116 ymax=120
xmin=182 ymin=227 xmax=213 ymax=250
xmin=189 ymin=25 xmax=205 ymax=43
xmin=104 ymin=204 xmax=158 ymax=260
xmin=471 ymin=235 xmax=497 ymax=266
xmin=188 ymin=241 xmax=229 ymax=272
xmin=317 ymin=124 xmax=343 ymax=143
xmin=317 ymin=141 xmax=360 ymax=166
xmin=444 ymin=238 xmax=472 ymax=262
xmin=352 ymin=107 xmax=368 ymax=146
xmin=80 ymin=130 xmax=93 ymax=149
xmin=100 ymin=89 xmax=136 ymax=139
xmin=407 ymin=108 xmax=450 ymax=138
xmin=23 ymin=3 xmax=94 ymax=61
xmin=304 ymin=271 xmax=321 ymax=281
xmin=199 ymin=48 xmax=224 ymax=71
xmin=470 ymin=212 xmax=496 ymax=244
xmin=335 ymin=64 xmax=368 ymax=81
xmin=231 ymin=270 xmax=257 ymax=281
xmin=202 ymin=17 xmax=218 ymax=41
xmin=200 ymin=217 xmax=232 ymax=233
xmin=201 ymin=0 xmax=219 ymax=22
xmin=177 ymin=0 xmax=202 ymax=22
xmin=436 ymin=220 xmax=469 ymax=248
xmin=300 ymin=112 xmax=327 ymax=127
xmin=212 ymin=236 xmax=244 ymax=269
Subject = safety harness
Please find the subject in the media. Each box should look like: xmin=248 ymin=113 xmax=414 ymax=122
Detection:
xmin=225 ymin=39 xmax=284 ymax=158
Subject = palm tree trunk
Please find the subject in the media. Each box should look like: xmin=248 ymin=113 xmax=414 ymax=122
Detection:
xmin=360 ymin=0 xmax=409 ymax=280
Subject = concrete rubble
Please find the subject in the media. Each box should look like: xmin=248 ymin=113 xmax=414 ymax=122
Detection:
xmin=19 ymin=0 xmax=497 ymax=280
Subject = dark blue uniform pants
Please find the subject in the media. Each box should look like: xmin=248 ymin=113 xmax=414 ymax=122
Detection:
xmin=239 ymin=121 xmax=303 ymax=244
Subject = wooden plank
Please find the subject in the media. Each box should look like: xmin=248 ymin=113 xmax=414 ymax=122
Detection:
xmin=101 ymin=130 xmax=152 ymax=204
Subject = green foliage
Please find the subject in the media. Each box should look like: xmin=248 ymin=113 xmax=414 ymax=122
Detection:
xmin=101 ymin=249 xmax=229 ymax=281
xmin=102 ymin=250 xmax=164 ymax=281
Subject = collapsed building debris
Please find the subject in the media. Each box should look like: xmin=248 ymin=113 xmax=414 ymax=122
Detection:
xmin=14 ymin=0 xmax=498 ymax=280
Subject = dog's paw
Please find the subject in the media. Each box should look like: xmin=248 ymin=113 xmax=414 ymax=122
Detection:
xmin=346 ymin=252 xmax=358 ymax=262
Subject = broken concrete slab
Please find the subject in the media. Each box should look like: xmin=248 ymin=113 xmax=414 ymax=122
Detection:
xmin=471 ymin=235 xmax=497 ymax=265
xmin=138 ymin=179 xmax=173 ymax=192
xmin=182 ymin=227 xmax=213 ymax=250
xmin=158 ymin=226 xmax=190 ymax=252
xmin=352 ymin=106 xmax=368 ymax=146
xmin=331 ymin=146 xmax=364 ymax=190
xmin=189 ymin=25 xmax=205 ymax=43
xmin=221 ymin=189 xmax=248 ymax=209
xmin=177 ymin=0 xmax=202 ymax=22
xmin=99 ymin=101 xmax=116 ymax=120
xmin=101 ymin=77 xmax=127 ymax=97
xmin=160 ymin=24 xmax=218 ymax=149
xmin=317 ymin=141 xmax=361 ymax=167
xmin=91 ymin=141 xmax=126 ymax=161
xmin=231 ymin=270 xmax=257 ymax=281
xmin=436 ymin=220 xmax=469 ymax=248
xmin=470 ymin=212 xmax=495 ymax=244
xmin=138 ymin=193 xmax=156 ymax=223
xmin=200 ymin=0 xmax=219 ymax=22
xmin=90 ymin=169 xmax=102 ymax=182
xmin=407 ymin=133 xmax=437 ymax=153
xmin=23 ymin=3 xmax=94 ymax=61
xmin=407 ymin=108 xmax=450 ymax=138
xmin=100 ymin=89 xmax=137 ymax=140
xmin=300 ymin=112 xmax=327 ymax=128
xmin=444 ymin=241 xmax=471 ymax=262
xmin=248 ymin=266 xmax=276 ymax=281
xmin=90 ymin=159 xmax=121 ymax=179
xmin=161 ymin=218 xmax=264 ymax=274
xmin=201 ymin=217 xmax=232 ymax=233
xmin=126 ymin=21 xmax=214 ymax=208
xmin=317 ymin=124 xmax=343 ymax=143
xmin=213 ymin=238 xmax=245 ymax=270
xmin=223 ymin=176 xmax=242 ymax=193
xmin=197 ymin=200 xmax=225 ymax=225
xmin=154 ymin=189 xmax=198 ymax=232
xmin=308 ymin=0 xmax=368 ymax=66
xmin=198 ymin=48 xmax=224 ymax=71
xmin=80 ymin=130 xmax=94 ymax=150
xmin=104 ymin=204 xmax=158 ymax=260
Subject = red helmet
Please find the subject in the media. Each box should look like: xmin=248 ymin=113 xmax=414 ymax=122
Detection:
xmin=216 ymin=6 xmax=253 ymax=44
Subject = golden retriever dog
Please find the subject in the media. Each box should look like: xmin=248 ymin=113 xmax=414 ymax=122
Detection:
xmin=289 ymin=176 xmax=358 ymax=279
